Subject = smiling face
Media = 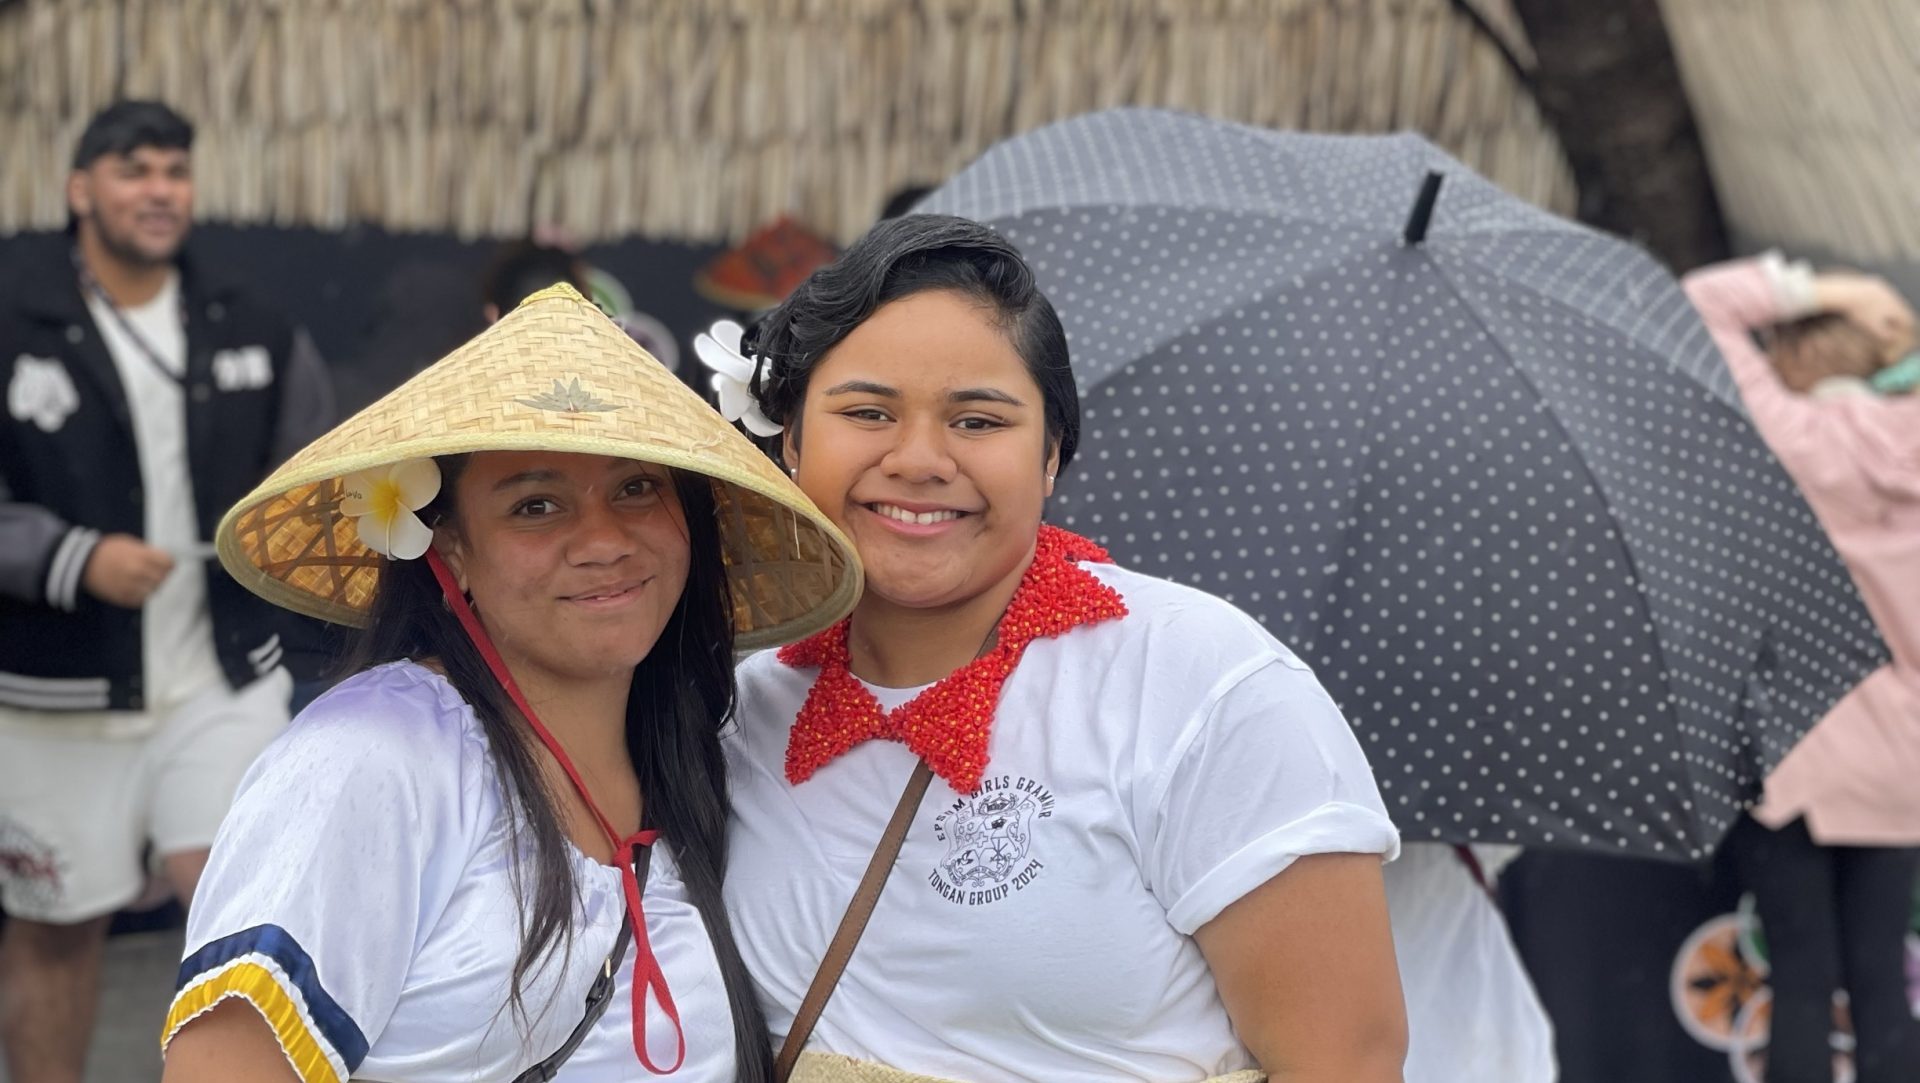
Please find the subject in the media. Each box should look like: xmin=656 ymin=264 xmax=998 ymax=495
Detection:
xmin=68 ymin=145 xmax=193 ymax=268
xmin=785 ymin=289 xmax=1059 ymax=614
xmin=437 ymin=451 xmax=691 ymax=693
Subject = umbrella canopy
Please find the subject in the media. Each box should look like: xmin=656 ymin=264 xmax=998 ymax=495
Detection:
xmin=921 ymin=108 xmax=1885 ymax=860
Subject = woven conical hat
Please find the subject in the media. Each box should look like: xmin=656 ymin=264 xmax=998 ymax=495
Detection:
xmin=216 ymin=283 xmax=860 ymax=650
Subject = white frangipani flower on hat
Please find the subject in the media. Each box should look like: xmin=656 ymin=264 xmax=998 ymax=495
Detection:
xmin=339 ymin=459 xmax=442 ymax=560
xmin=693 ymin=319 xmax=782 ymax=437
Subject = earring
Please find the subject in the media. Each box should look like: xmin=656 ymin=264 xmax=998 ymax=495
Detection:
xmin=1045 ymin=474 xmax=1055 ymax=483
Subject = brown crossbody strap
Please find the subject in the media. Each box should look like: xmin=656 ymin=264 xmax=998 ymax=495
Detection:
xmin=775 ymin=759 xmax=935 ymax=1082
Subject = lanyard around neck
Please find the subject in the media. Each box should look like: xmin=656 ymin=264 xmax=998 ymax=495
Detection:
xmin=74 ymin=250 xmax=187 ymax=387
xmin=426 ymin=549 xmax=686 ymax=1074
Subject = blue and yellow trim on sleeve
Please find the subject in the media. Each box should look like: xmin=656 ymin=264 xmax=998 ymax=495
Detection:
xmin=162 ymin=924 xmax=368 ymax=1083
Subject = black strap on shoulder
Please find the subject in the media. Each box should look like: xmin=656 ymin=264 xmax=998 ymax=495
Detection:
xmin=511 ymin=838 xmax=649 ymax=1082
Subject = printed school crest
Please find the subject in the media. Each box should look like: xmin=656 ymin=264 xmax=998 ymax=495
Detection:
xmin=928 ymin=773 xmax=1055 ymax=906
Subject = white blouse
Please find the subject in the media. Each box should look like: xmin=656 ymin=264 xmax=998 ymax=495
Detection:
xmin=1387 ymin=844 xmax=1555 ymax=1083
xmin=725 ymin=561 xmax=1399 ymax=1083
xmin=166 ymin=661 xmax=738 ymax=1082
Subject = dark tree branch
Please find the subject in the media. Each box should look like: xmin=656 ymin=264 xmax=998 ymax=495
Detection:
xmin=1509 ymin=0 xmax=1730 ymax=272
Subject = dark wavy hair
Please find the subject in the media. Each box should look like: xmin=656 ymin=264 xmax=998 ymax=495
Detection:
xmin=743 ymin=213 xmax=1080 ymax=470
xmin=340 ymin=456 xmax=774 ymax=1082
xmin=71 ymin=100 xmax=193 ymax=169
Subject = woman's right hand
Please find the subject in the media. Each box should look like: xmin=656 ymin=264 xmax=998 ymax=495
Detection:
xmin=1812 ymin=272 xmax=1918 ymax=364
xmin=81 ymin=533 xmax=175 ymax=608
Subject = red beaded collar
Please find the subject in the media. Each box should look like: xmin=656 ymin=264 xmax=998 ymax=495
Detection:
xmin=779 ymin=525 xmax=1128 ymax=793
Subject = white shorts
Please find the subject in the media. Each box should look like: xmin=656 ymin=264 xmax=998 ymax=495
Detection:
xmin=0 ymin=669 xmax=290 ymax=923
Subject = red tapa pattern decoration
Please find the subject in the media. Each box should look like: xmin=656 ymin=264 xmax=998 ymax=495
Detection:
xmin=779 ymin=525 xmax=1128 ymax=792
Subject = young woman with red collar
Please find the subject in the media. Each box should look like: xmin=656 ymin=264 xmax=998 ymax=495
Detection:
xmin=706 ymin=216 xmax=1407 ymax=1083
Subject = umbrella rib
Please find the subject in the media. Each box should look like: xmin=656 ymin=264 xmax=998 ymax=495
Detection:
xmin=1439 ymin=229 xmax=1748 ymax=410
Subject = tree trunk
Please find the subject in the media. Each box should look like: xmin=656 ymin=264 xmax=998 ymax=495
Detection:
xmin=1508 ymin=0 xmax=1729 ymax=273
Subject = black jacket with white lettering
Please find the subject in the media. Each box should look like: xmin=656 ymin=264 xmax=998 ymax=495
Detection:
xmin=0 ymin=235 xmax=337 ymax=711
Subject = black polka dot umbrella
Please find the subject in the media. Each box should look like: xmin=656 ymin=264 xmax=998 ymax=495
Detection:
xmin=920 ymin=108 xmax=1886 ymax=860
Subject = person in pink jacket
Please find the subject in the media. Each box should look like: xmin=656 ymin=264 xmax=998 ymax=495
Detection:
xmin=1684 ymin=254 xmax=1920 ymax=1083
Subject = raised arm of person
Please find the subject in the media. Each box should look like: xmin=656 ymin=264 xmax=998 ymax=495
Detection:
xmin=1689 ymin=253 xmax=1912 ymax=495
xmin=1682 ymin=254 xmax=1829 ymax=456
xmin=1681 ymin=255 xmax=1917 ymax=461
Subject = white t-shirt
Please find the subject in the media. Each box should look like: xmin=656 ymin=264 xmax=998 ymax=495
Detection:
xmin=1386 ymin=844 xmax=1556 ymax=1083
xmin=168 ymin=662 xmax=739 ymax=1082
xmin=86 ymin=273 xmax=224 ymax=714
xmin=725 ymin=561 xmax=1400 ymax=1083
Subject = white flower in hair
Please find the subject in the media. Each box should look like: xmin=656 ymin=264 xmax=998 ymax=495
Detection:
xmin=339 ymin=459 xmax=441 ymax=560
xmin=693 ymin=319 xmax=783 ymax=437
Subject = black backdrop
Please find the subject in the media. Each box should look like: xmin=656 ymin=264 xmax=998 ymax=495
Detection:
xmin=0 ymin=224 xmax=729 ymax=415
xmin=1502 ymin=850 xmax=1747 ymax=1083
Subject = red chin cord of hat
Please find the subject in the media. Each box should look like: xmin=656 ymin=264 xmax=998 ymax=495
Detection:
xmin=427 ymin=549 xmax=685 ymax=1074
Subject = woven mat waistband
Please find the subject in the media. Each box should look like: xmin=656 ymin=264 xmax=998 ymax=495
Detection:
xmin=790 ymin=1051 xmax=1265 ymax=1083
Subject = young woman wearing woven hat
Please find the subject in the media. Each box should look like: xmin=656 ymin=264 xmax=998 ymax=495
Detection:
xmin=159 ymin=284 xmax=860 ymax=1083
xmin=698 ymin=215 xmax=1407 ymax=1083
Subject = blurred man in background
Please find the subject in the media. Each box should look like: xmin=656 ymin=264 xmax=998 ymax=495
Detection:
xmin=0 ymin=100 xmax=334 ymax=1083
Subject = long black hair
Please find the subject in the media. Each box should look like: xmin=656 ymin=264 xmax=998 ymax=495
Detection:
xmin=744 ymin=213 xmax=1081 ymax=471
xmin=339 ymin=456 xmax=774 ymax=1082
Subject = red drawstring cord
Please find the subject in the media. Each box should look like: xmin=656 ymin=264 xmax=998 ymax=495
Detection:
xmin=428 ymin=549 xmax=686 ymax=1074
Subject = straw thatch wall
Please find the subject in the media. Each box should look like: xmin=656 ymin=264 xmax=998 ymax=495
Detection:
xmin=0 ymin=0 xmax=1575 ymax=244
xmin=1661 ymin=0 xmax=1920 ymax=262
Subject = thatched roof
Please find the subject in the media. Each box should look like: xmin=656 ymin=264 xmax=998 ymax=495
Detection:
xmin=1663 ymin=0 xmax=1920 ymax=261
xmin=0 ymin=0 xmax=1574 ymax=243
